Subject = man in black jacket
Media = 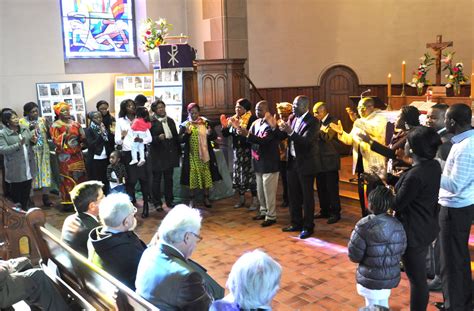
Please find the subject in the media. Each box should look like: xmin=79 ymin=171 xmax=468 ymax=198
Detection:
xmin=61 ymin=180 xmax=103 ymax=256
xmin=237 ymin=101 xmax=280 ymax=227
xmin=278 ymin=95 xmax=322 ymax=239
xmin=88 ymin=192 xmax=147 ymax=290
xmin=313 ymin=102 xmax=342 ymax=224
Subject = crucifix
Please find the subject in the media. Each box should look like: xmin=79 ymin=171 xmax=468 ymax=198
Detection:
xmin=426 ymin=35 xmax=453 ymax=85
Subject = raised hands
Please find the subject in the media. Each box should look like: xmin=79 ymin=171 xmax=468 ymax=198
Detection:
xmin=329 ymin=120 xmax=344 ymax=135
xmin=219 ymin=114 xmax=228 ymax=128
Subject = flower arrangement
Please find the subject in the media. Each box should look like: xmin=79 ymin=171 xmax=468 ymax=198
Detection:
xmin=140 ymin=18 xmax=173 ymax=51
xmin=442 ymin=51 xmax=468 ymax=95
xmin=408 ymin=53 xmax=435 ymax=95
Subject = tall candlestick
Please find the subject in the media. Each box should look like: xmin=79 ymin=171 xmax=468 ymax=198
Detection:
xmin=387 ymin=73 xmax=392 ymax=97
xmin=471 ymin=73 xmax=474 ymax=98
xmin=401 ymin=61 xmax=406 ymax=96
xmin=402 ymin=61 xmax=406 ymax=84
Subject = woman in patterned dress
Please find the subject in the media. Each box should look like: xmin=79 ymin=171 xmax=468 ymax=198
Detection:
xmin=180 ymin=103 xmax=221 ymax=208
xmin=221 ymin=98 xmax=258 ymax=209
xmin=50 ymin=102 xmax=87 ymax=211
xmin=19 ymin=102 xmax=54 ymax=207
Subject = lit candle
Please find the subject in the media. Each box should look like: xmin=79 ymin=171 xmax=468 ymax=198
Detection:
xmin=387 ymin=73 xmax=392 ymax=97
xmin=471 ymin=73 xmax=474 ymax=98
xmin=402 ymin=61 xmax=406 ymax=84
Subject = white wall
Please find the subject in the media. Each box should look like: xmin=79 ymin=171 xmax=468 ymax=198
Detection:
xmin=247 ymin=0 xmax=473 ymax=88
xmin=0 ymin=0 xmax=192 ymax=114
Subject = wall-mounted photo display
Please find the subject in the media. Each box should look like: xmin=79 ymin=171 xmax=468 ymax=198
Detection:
xmin=154 ymin=69 xmax=183 ymax=125
xmin=114 ymin=73 xmax=154 ymax=113
xmin=36 ymin=81 xmax=87 ymax=127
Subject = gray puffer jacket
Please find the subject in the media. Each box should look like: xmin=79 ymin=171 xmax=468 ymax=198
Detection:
xmin=348 ymin=213 xmax=407 ymax=290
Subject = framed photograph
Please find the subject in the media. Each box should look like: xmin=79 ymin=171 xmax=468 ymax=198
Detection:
xmin=114 ymin=74 xmax=154 ymax=113
xmin=154 ymin=69 xmax=182 ymax=86
xmin=36 ymin=81 xmax=87 ymax=127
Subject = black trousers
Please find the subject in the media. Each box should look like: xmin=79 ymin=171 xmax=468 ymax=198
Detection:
xmin=315 ymin=170 xmax=341 ymax=217
xmin=88 ymin=158 xmax=109 ymax=194
xmin=357 ymin=172 xmax=377 ymax=217
xmin=287 ymin=161 xmax=315 ymax=231
xmin=439 ymin=204 xmax=474 ymax=311
xmin=10 ymin=179 xmax=32 ymax=210
xmin=279 ymin=161 xmax=288 ymax=203
xmin=152 ymin=168 xmax=174 ymax=206
xmin=402 ymin=245 xmax=429 ymax=311
xmin=121 ymin=151 xmax=149 ymax=204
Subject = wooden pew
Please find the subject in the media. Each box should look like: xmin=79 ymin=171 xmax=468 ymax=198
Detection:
xmin=0 ymin=196 xmax=40 ymax=263
xmin=26 ymin=207 xmax=159 ymax=311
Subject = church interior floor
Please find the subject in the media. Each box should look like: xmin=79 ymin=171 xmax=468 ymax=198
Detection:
xmin=35 ymin=188 xmax=474 ymax=311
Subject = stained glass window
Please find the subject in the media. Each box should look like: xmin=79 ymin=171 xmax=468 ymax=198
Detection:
xmin=60 ymin=0 xmax=136 ymax=58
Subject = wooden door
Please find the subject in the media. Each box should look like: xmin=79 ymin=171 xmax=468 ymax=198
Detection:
xmin=319 ymin=65 xmax=359 ymax=133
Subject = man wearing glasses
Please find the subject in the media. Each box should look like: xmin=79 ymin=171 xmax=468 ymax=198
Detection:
xmin=136 ymin=204 xmax=216 ymax=310
xmin=87 ymin=193 xmax=147 ymax=290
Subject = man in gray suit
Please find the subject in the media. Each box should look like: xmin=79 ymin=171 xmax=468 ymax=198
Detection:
xmin=136 ymin=204 xmax=218 ymax=310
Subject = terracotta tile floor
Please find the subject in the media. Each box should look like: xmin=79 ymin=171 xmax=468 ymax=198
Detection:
xmin=40 ymin=190 xmax=470 ymax=311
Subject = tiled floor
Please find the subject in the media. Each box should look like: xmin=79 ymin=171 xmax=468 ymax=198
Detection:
xmin=39 ymin=188 xmax=458 ymax=311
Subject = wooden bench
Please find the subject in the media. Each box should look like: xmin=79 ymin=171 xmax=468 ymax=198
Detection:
xmin=26 ymin=207 xmax=159 ymax=311
xmin=0 ymin=196 xmax=40 ymax=263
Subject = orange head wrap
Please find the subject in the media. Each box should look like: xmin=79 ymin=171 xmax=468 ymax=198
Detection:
xmin=53 ymin=102 xmax=70 ymax=116
xmin=276 ymin=102 xmax=292 ymax=116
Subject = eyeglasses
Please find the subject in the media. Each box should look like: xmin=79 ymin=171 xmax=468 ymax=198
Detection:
xmin=188 ymin=232 xmax=203 ymax=242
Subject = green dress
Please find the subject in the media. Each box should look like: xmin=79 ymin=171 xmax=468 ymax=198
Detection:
xmin=19 ymin=117 xmax=52 ymax=189
xmin=188 ymin=126 xmax=213 ymax=189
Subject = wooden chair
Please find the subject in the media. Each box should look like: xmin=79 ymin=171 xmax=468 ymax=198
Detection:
xmin=26 ymin=208 xmax=159 ymax=311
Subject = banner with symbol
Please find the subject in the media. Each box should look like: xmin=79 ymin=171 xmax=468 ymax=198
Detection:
xmin=156 ymin=44 xmax=196 ymax=69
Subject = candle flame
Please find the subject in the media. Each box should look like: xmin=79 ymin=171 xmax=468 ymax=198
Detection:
xmin=402 ymin=61 xmax=406 ymax=65
xmin=388 ymin=73 xmax=392 ymax=78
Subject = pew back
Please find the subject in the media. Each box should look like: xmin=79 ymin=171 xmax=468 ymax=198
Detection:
xmin=26 ymin=208 xmax=159 ymax=311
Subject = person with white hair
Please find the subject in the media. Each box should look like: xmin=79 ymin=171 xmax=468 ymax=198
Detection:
xmin=88 ymin=193 xmax=146 ymax=290
xmin=135 ymin=204 xmax=212 ymax=310
xmin=210 ymin=249 xmax=282 ymax=311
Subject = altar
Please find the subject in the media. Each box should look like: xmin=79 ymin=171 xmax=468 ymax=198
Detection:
xmin=388 ymin=95 xmax=473 ymax=111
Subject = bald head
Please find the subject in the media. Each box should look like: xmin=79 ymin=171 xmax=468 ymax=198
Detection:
xmin=255 ymin=100 xmax=269 ymax=118
xmin=292 ymin=95 xmax=309 ymax=117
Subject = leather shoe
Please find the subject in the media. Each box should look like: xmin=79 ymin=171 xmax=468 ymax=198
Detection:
xmin=433 ymin=302 xmax=445 ymax=310
xmin=282 ymin=225 xmax=302 ymax=232
xmin=299 ymin=230 xmax=313 ymax=239
xmin=314 ymin=213 xmax=329 ymax=219
xmin=261 ymin=219 xmax=276 ymax=227
xmin=252 ymin=215 xmax=265 ymax=221
xmin=327 ymin=215 xmax=341 ymax=224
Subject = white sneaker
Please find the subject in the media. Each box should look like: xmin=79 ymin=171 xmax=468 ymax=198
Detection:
xmin=137 ymin=159 xmax=146 ymax=167
xmin=129 ymin=159 xmax=138 ymax=165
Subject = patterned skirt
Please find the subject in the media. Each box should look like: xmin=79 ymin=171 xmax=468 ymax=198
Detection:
xmin=232 ymin=147 xmax=256 ymax=194
xmin=189 ymin=130 xmax=213 ymax=190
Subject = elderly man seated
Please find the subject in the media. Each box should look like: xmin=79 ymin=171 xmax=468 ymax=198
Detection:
xmin=210 ymin=249 xmax=282 ymax=311
xmin=0 ymin=257 xmax=70 ymax=310
xmin=88 ymin=193 xmax=147 ymax=290
xmin=135 ymin=204 xmax=212 ymax=310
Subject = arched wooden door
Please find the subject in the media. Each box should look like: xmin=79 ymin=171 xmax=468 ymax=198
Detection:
xmin=319 ymin=65 xmax=359 ymax=132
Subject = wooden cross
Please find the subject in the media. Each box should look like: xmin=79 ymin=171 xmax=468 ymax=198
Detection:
xmin=426 ymin=35 xmax=453 ymax=85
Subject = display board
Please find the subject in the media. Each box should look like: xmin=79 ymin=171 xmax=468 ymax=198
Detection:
xmin=36 ymin=81 xmax=87 ymax=127
xmin=154 ymin=69 xmax=183 ymax=125
xmin=114 ymin=74 xmax=154 ymax=113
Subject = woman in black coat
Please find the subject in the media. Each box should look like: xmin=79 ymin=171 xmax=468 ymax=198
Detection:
xmin=149 ymin=100 xmax=180 ymax=209
xmin=392 ymin=126 xmax=442 ymax=311
xmin=85 ymin=111 xmax=114 ymax=193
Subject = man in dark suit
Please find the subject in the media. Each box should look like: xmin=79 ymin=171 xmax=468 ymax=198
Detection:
xmin=278 ymin=95 xmax=321 ymax=239
xmin=150 ymin=100 xmax=181 ymax=210
xmin=61 ymin=180 xmax=103 ymax=256
xmin=136 ymin=205 xmax=217 ymax=310
xmin=237 ymin=100 xmax=280 ymax=227
xmin=313 ymin=102 xmax=341 ymax=224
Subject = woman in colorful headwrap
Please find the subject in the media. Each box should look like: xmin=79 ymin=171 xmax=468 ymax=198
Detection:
xmin=19 ymin=102 xmax=54 ymax=207
xmin=180 ymin=103 xmax=221 ymax=208
xmin=275 ymin=102 xmax=293 ymax=207
xmin=50 ymin=102 xmax=87 ymax=210
xmin=220 ymin=98 xmax=258 ymax=209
